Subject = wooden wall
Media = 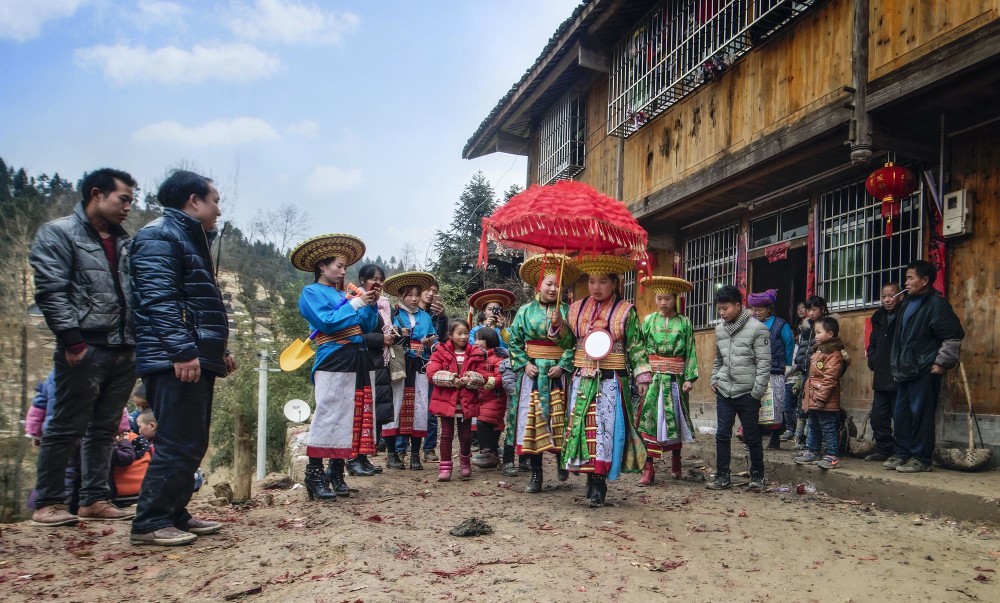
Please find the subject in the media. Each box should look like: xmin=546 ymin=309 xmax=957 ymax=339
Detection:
xmin=575 ymin=78 xmax=619 ymax=195
xmin=945 ymin=123 xmax=1000 ymax=415
xmin=869 ymin=0 xmax=1000 ymax=80
xmin=619 ymin=0 xmax=854 ymax=207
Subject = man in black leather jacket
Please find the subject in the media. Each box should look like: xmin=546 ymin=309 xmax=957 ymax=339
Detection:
xmin=29 ymin=168 xmax=139 ymax=527
xmin=129 ymin=170 xmax=237 ymax=546
xmin=887 ymin=260 xmax=964 ymax=473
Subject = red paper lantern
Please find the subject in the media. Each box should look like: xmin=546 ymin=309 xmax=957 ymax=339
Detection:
xmin=865 ymin=162 xmax=916 ymax=237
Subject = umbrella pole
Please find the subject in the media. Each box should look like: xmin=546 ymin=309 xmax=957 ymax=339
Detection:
xmin=555 ymin=256 xmax=566 ymax=321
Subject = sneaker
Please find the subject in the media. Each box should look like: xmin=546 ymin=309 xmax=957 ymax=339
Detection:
xmin=817 ymin=455 xmax=840 ymax=470
xmin=748 ymin=473 xmax=766 ymax=491
xmin=130 ymin=526 xmax=197 ymax=547
xmin=794 ymin=452 xmax=821 ymax=465
xmin=705 ymin=472 xmax=732 ymax=490
xmin=180 ymin=517 xmax=223 ymax=535
xmin=864 ymin=452 xmax=890 ymax=462
xmin=895 ymin=458 xmax=931 ymax=473
xmin=779 ymin=430 xmax=796 ymax=442
xmin=78 ymin=500 xmax=135 ymax=521
xmin=31 ymin=504 xmax=79 ymax=527
xmin=423 ymin=449 xmax=439 ymax=463
xmin=882 ymin=455 xmax=906 ymax=470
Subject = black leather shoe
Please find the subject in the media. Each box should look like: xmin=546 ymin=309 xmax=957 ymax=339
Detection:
xmin=589 ymin=475 xmax=607 ymax=508
xmin=347 ymin=457 xmax=375 ymax=477
xmin=409 ymin=456 xmax=423 ymax=471
xmin=304 ymin=466 xmax=337 ymax=502
xmin=386 ymin=452 xmax=405 ymax=470
xmin=376 ymin=438 xmax=387 ymax=452
xmin=326 ymin=460 xmax=351 ymax=496
xmin=501 ymin=462 xmax=518 ymax=477
xmin=525 ymin=457 xmax=543 ymax=493
xmin=360 ymin=455 xmax=382 ymax=474
xmin=557 ymin=468 xmax=569 ymax=482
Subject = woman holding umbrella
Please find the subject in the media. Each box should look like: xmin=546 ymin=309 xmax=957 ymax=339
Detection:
xmin=549 ymin=256 xmax=652 ymax=507
xmin=290 ymin=234 xmax=377 ymax=502
xmin=636 ymin=276 xmax=698 ymax=485
xmin=505 ymin=254 xmax=579 ymax=492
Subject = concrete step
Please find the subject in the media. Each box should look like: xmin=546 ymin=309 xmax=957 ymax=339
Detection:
xmin=684 ymin=439 xmax=1000 ymax=524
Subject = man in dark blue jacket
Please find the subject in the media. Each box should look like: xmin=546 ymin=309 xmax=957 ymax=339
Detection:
xmin=865 ymin=282 xmax=901 ymax=463
xmin=888 ymin=261 xmax=964 ymax=474
xmin=129 ymin=170 xmax=236 ymax=547
xmin=29 ymin=168 xmax=138 ymax=527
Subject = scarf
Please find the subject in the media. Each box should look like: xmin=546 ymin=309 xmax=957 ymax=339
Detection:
xmin=377 ymin=297 xmax=392 ymax=363
xmin=724 ymin=309 xmax=751 ymax=336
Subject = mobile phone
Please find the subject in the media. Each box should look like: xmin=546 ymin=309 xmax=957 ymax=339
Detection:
xmin=432 ymin=293 xmax=443 ymax=304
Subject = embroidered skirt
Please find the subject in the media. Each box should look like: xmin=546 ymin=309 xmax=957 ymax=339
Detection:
xmin=307 ymin=346 xmax=376 ymax=459
xmin=383 ymin=354 xmax=429 ymax=438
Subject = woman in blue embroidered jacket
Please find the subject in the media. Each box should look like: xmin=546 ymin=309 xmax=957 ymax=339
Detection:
xmin=382 ymin=271 xmax=438 ymax=471
xmin=290 ymin=234 xmax=377 ymax=503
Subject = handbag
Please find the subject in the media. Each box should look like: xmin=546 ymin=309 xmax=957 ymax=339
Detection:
xmin=388 ymin=345 xmax=406 ymax=381
xmin=847 ymin=411 xmax=876 ymax=458
xmin=758 ymin=381 xmax=776 ymax=424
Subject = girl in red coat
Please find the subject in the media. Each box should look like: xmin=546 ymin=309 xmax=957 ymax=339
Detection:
xmin=428 ymin=319 xmax=487 ymax=481
xmin=472 ymin=328 xmax=507 ymax=469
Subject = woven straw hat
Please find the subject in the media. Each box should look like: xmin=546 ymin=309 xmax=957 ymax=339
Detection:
xmin=575 ymin=255 xmax=635 ymax=276
xmin=518 ymin=253 xmax=580 ymax=288
xmin=468 ymin=288 xmax=516 ymax=311
xmin=640 ymin=276 xmax=693 ymax=295
xmin=289 ymin=233 xmax=366 ymax=272
xmin=382 ymin=271 xmax=435 ymax=298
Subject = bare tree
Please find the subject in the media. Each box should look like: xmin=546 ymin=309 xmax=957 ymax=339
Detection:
xmin=250 ymin=202 xmax=311 ymax=255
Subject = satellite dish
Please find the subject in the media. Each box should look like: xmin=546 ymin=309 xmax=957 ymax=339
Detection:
xmin=283 ymin=399 xmax=311 ymax=422
xmin=583 ymin=330 xmax=613 ymax=361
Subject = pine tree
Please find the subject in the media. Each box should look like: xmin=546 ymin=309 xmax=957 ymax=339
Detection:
xmin=0 ymin=158 xmax=12 ymax=204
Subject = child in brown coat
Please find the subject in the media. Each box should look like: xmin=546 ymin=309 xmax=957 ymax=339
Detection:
xmin=794 ymin=317 xmax=850 ymax=470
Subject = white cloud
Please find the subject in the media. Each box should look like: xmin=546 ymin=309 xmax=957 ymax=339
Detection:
xmin=0 ymin=0 xmax=87 ymax=42
xmin=227 ymin=0 xmax=359 ymax=45
xmin=306 ymin=165 xmax=362 ymax=194
xmin=283 ymin=120 xmax=319 ymax=138
xmin=132 ymin=117 xmax=281 ymax=146
xmin=75 ymin=43 xmax=279 ymax=85
xmin=132 ymin=0 xmax=187 ymax=29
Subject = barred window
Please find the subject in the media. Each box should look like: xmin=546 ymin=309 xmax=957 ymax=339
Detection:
xmin=818 ymin=180 xmax=923 ymax=311
xmin=538 ymin=92 xmax=586 ymax=185
xmin=684 ymin=223 xmax=740 ymax=329
xmin=622 ymin=270 xmax=637 ymax=304
xmin=608 ymin=0 xmax=818 ymax=137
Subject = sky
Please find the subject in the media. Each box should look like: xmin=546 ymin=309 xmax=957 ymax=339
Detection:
xmin=0 ymin=0 xmax=580 ymax=265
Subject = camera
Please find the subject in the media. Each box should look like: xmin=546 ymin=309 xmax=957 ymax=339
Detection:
xmin=490 ymin=307 xmax=501 ymax=316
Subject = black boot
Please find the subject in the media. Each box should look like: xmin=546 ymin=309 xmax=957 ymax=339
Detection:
xmin=326 ymin=460 xmax=351 ymax=496
xmin=409 ymin=438 xmax=423 ymax=470
xmin=748 ymin=470 xmax=766 ymax=491
xmin=360 ymin=454 xmax=382 ymax=474
xmin=589 ymin=474 xmax=607 ymax=508
xmin=585 ymin=473 xmax=595 ymax=499
xmin=376 ymin=437 xmax=387 ymax=452
xmin=517 ymin=455 xmax=530 ymax=472
xmin=706 ymin=471 xmax=732 ymax=490
xmin=386 ymin=451 xmax=405 ymax=469
xmin=304 ymin=466 xmax=337 ymax=502
xmin=525 ymin=455 xmax=543 ymax=493
xmin=347 ymin=457 xmax=375 ymax=477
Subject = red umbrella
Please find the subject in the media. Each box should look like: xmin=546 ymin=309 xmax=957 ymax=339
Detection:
xmin=477 ymin=180 xmax=648 ymax=266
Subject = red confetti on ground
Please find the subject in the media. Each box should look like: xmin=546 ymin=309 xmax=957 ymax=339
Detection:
xmin=365 ymin=515 xmax=383 ymax=522
xmin=974 ymin=574 xmax=992 ymax=583
xmin=738 ymin=511 xmax=748 ymax=518
xmin=652 ymin=560 xmax=686 ymax=572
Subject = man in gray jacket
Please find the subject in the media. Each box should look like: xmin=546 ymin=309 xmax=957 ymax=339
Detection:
xmin=29 ymin=168 xmax=138 ymax=527
xmin=707 ymin=285 xmax=772 ymax=491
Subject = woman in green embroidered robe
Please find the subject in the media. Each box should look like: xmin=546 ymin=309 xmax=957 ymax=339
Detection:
xmin=505 ymin=254 xmax=579 ymax=492
xmin=549 ymin=255 xmax=651 ymax=508
xmin=636 ymin=276 xmax=698 ymax=486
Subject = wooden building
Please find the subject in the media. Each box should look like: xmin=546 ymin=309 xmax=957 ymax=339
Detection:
xmin=464 ymin=0 xmax=1000 ymax=451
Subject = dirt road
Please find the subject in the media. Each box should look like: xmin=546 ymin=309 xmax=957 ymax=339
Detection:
xmin=2 ymin=456 xmax=997 ymax=602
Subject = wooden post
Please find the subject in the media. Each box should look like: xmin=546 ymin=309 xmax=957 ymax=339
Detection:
xmin=850 ymin=0 xmax=872 ymax=164
xmin=11 ymin=263 xmax=30 ymax=518
xmin=232 ymin=414 xmax=254 ymax=501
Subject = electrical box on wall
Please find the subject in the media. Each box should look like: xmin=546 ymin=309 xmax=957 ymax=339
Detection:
xmin=943 ymin=189 xmax=972 ymax=238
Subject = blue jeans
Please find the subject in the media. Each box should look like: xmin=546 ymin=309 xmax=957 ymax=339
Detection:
xmin=894 ymin=373 xmax=941 ymax=465
xmin=806 ymin=411 xmax=839 ymax=457
xmin=132 ymin=371 xmax=215 ymax=534
xmin=782 ymin=380 xmax=798 ymax=432
xmin=715 ymin=392 xmax=764 ymax=476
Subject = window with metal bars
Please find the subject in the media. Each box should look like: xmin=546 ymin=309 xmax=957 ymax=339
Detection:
xmin=818 ymin=180 xmax=923 ymax=312
xmin=538 ymin=92 xmax=586 ymax=185
xmin=622 ymin=270 xmax=637 ymax=304
xmin=608 ymin=0 xmax=818 ymax=137
xmin=684 ymin=223 xmax=740 ymax=329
